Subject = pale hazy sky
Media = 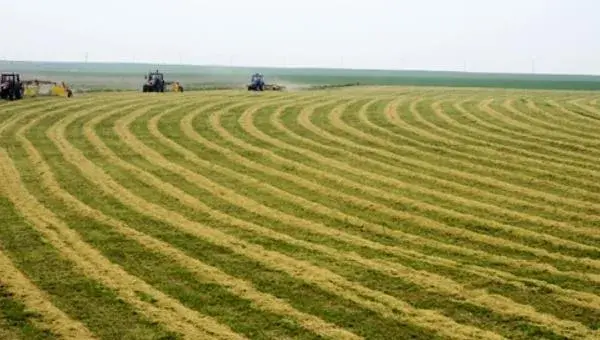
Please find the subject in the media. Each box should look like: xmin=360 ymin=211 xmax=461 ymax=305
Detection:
xmin=3 ymin=0 xmax=599 ymax=74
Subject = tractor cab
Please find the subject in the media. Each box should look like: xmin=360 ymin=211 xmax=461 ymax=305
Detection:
xmin=0 ymin=73 xmax=24 ymax=100
xmin=1 ymin=73 xmax=20 ymax=87
xmin=251 ymin=73 xmax=263 ymax=82
xmin=145 ymin=70 xmax=164 ymax=83
xmin=248 ymin=73 xmax=265 ymax=91
xmin=143 ymin=69 xmax=167 ymax=92
xmin=152 ymin=73 xmax=164 ymax=82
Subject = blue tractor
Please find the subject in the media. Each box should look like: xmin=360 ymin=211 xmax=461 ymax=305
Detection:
xmin=143 ymin=70 xmax=166 ymax=92
xmin=247 ymin=73 xmax=265 ymax=91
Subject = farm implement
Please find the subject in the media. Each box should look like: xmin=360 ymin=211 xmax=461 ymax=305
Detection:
xmin=25 ymin=80 xmax=73 ymax=98
xmin=142 ymin=69 xmax=184 ymax=93
xmin=1 ymin=73 xmax=73 ymax=100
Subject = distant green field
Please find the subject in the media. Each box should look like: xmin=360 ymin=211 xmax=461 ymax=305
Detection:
xmin=2 ymin=60 xmax=600 ymax=91
xmin=0 ymin=87 xmax=599 ymax=339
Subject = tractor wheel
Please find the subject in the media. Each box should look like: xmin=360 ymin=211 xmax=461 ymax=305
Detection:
xmin=15 ymin=89 xmax=22 ymax=100
xmin=67 ymin=89 xmax=73 ymax=98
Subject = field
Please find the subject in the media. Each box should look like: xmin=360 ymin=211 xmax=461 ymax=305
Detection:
xmin=0 ymin=86 xmax=599 ymax=340
xmin=4 ymin=60 xmax=600 ymax=91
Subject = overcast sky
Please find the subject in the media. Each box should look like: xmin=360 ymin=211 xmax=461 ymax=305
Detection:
xmin=3 ymin=0 xmax=599 ymax=74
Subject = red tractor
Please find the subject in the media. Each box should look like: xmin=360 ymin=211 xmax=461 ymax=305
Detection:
xmin=0 ymin=73 xmax=24 ymax=100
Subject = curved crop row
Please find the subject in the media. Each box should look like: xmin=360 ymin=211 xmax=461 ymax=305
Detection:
xmin=0 ymin=88 xmax=598 ymax=339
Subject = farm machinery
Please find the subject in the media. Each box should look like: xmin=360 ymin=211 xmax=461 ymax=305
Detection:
xmin=247 ymin=73 xmax=285 ymax=91
xmin=0 ymin=73 xmax=24 ymax=100
xmin=25 ymin=80 xmax=73 ymax=98
xmin=142 ymin=69 xmax=184 ymax=92
xmin=1 ymin=73 xmax=72 ymax=100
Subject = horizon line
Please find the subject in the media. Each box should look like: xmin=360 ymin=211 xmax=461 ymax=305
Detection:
xmin=2 ymin=59 xmax=600 ymax=78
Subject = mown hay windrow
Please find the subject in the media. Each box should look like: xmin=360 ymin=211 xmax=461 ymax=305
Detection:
xmin=1 ymin=88 xmax=599 ymax=339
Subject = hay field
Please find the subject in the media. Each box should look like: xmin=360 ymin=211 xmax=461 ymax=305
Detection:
xmin=0 ymin=86 xmax=599 ymax=340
